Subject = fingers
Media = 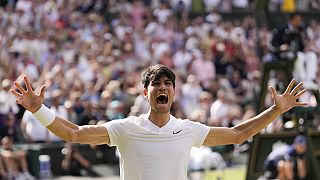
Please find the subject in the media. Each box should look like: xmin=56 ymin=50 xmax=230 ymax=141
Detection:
xmin=24 ymin=76 xmax=34 ymax=92
xmin=11 ymin=89 xmax=24 ymax=105
xmin=11 ymin=89 xmax=22 ymax=97
xmin=14 ymin=81 xmax=26 ymax=94
xmin=270 ymin=86 xmax=277 ymax=99
xmin=294 ymin=88 xmax=307 ymax=99
xmin=284 ymin=79 xmax=296 ymax=94
xmin=15 ymin=99 xmax=23 ymax=105
xmin=39 ymin=85 xmax=46 ymax=98
xmin=290 ymin=82 xmax=303 ymax=95
xmin=295 ymin=102 xmax=308 ymax=106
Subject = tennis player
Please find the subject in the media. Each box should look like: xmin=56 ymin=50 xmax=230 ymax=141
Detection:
xmin=11 ymin=64 xmax=307 ymax=180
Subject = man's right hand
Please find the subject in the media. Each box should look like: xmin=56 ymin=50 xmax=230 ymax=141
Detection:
xmin=11 ymin=76 xmax=46 ymax=113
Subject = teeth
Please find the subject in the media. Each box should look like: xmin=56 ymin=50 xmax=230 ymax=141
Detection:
xmin=157 ymin=94 xmax=167 ymax=98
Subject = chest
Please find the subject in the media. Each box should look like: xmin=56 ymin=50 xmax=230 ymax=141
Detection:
xmin=120 ymin=130 xmax=193 ymax=159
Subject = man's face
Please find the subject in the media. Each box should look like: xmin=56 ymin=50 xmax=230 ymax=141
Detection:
xmin=292 ymin=15 xmax=302 ymax=28
xmin=144 ymin=76 xmax=175 ymax=114
xmin=295 ymin=144 xmax=306 ymax=154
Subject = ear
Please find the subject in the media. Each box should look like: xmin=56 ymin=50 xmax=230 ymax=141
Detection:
xmin=143 ymin=88 xmax=148 ymax=97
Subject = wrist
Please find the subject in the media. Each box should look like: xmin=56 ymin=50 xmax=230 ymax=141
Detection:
xmin=32 ymin=104 xmax=55 ymax=126
xmin=270 ymin=105 xmax=282 ymax=114
xmin=31 ymin=104 xmax=43 ymax=113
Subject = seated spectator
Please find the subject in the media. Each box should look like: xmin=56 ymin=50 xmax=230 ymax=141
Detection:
xmin=61 ymin=143 xmax=101 ymax=177
xmin=263 ymin=135 xmax=307 ymax=180
xmin=0 ymin=113 xmax=21 ymax=142
xmin=89 ymin=120 xmax=119 ymax=164
xmin=0 ymin=136 xmax=34 ymax=180
xmin=0 ymin=156 xmax=7 ymax=179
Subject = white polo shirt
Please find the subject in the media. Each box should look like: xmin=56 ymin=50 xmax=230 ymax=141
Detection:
xmin=105 ymin=114 xmax=210 ymax=180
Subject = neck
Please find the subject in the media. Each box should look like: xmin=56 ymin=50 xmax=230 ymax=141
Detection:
xmin=147 ymin=110 xmax=170 ymax=128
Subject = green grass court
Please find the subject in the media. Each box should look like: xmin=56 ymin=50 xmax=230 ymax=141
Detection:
xmin=204 ymin=166 xmax=246 ymax=180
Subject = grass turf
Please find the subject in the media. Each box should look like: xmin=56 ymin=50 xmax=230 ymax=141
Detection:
xmin=204 ymin=166 xmax=246 ymax=180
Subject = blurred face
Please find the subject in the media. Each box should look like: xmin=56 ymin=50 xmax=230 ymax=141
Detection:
xmin=7 ymin=116 xmax=16 ymax=127
xmin=1 ymin=138 xmax=13 ymax=150
xmin=295 ymin=144 xmax=306 ymax=154
xmin=144 ymin=76 xmax=175 ymax=114
xmin=291 ymin=15 xmax=302 ymax=28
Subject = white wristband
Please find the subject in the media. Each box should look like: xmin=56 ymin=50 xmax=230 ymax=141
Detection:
xmin=32 ymin=104 xmax=55 ymax=126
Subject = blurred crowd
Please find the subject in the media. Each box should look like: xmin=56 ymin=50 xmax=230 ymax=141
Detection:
xmin=0 ymin=0 xmax=320 ymax=146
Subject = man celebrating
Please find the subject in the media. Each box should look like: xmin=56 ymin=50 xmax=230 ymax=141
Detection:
xmin=11 ymin=64 xmax=307 ymax=180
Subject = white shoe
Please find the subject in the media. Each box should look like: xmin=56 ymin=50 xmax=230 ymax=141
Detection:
xmin=22 ymin=172 xmax=35 ymax=180
xmin=15 ymin=173 xmax=25 ymax=180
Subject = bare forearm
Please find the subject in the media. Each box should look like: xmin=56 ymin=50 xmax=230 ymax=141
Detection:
xmin=284 ymin=161 xmax=294 ymax=180
xmin=46 ymin=116 xmax=110 ymax=145
xmin=233 ymin=105 xmax=281 ymax=143
xmin=297 ymin=159 xmax=307 ymax=178
xmin=61 ymin=157 xmax=71 ymax=170
xmin=47 ymin=116 xmax=79 ymax=142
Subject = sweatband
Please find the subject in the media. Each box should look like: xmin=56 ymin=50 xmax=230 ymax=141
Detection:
xmin=33 ymin=104 xmax=55 ymax=126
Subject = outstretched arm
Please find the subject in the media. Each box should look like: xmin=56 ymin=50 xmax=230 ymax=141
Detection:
xmin=203 ymin=79 xmax=308 ymax=146
xmin=11 ymin=76 xmax=110 ymax=145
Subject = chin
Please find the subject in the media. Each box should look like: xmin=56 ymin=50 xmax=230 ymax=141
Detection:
xmin=152 ymin=107 xmax=170 ymax=114
xmin=157 ymin=109 xmax=170 ymax=114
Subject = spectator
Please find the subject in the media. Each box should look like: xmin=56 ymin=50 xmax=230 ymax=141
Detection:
xmin=0 ymin=136 xmax=34 ymax=180
xmin=50 ymin=90 xmax=68 ymax=119
xmin=189 ymin=50 xmax=216 ymax=89
xmin=208 ymin=89 xmax=235 ymax=127
xmin=263 ymin=135 xmax=307 ymax=180
xmin=0 ymin=79 xmax=19 ymax=128
xmin=20 ymin=110 xmax=60 ymax=143
xmin=61 ymin=143 xmax=101 ymax=177
xmin=153 ymin=1 xmax=172 ymax=24
xmin=0 ymin=156 xmax=7 ymax=179
xmin=172 ymin=45 xmax=193 ymax=79
xmin=0 ymin=113 xmax=21 ymax=142
xmin=180 ymin=74 xmax=203 ymax=118
xmin=189 ymin=91 xmax=213 ymax=124
xmin=271 ymin=13 xmax=318 ymax=90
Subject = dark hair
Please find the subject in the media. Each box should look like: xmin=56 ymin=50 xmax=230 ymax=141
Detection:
xmin=289 ymin=13 xmax=300 ymax=20
xmin=141 ymin=64 xmax=176 ymax=89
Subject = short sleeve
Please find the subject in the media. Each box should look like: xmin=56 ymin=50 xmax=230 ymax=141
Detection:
xmin=187 ymin=120 xmax=210 ymax=147
xmin=104 ymin=118 xmax=130 ymax=147
xmin=22 ymin=111 xmax=32 ymax=123
xmin=284 ymin=146 xmax=295 ymax=161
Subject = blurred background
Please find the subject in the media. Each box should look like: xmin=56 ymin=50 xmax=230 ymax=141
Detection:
xmin=0 ymin=0 xmax=320 ymax=179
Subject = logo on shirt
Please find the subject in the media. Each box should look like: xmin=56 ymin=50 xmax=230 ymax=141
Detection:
xmin=173 ymin=130 xmax=182 ymax=134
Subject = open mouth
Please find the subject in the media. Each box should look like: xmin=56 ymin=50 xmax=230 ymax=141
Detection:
xmin=156 ymin=94 xmax=168 ymax=104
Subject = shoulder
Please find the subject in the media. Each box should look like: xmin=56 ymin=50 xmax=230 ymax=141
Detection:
xmin=107 ymin=115 xmax=141 ymax=126
xmin=104 ymin=115 xmax=146 ymax=130
xmin=287 ymin=145 xmax=296 ymax=156
xmin=174 ymin=117 xmax=209 ymax=129
xmin=273 ymin=24 xmax=287 ymax=34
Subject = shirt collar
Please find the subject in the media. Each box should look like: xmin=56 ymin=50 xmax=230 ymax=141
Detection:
xmin=140 ymin=114 xmax=176 ymax=133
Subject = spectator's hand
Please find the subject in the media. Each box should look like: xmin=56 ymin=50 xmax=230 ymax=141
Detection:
xmin=270 ymin=79 xmax=307 ymax=114
xmin=11 ymin=76 xmax=46 ymax=113
xmin=280 ymin=44 xmax=289 ymax=51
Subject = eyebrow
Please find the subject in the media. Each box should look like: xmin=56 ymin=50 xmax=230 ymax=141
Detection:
xmin=151 ymin=79 xmax=172 ymax=83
